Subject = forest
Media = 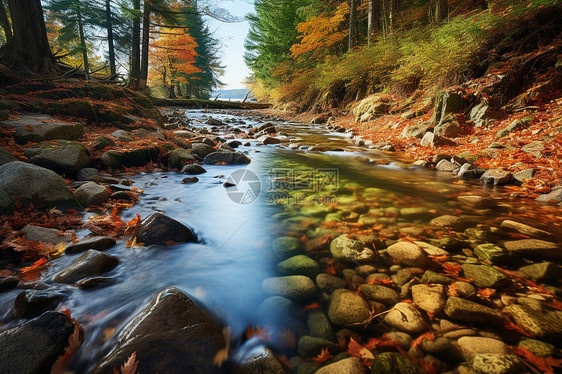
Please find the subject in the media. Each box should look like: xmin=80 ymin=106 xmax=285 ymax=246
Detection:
xmin=0 ymin=0 xmax=223 ymax=99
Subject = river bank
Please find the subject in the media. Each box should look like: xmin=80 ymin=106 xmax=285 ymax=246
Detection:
xmin=0 ymin=82 xmax=561 ymax=373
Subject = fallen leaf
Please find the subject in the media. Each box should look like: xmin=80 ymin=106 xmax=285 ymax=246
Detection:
xmin=312 ymin=348 xmax=333 ymax=364
xmin=113 ymin=351 xmax=138 ymax=374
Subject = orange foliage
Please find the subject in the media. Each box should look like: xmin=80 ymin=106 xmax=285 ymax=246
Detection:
xmin=511 ymin=346 xmax=562 ymax=374
xmin=290 ymin=2 xmax=349 ymax=59
xmin=312 ymin=348 xmax=333 ymax=364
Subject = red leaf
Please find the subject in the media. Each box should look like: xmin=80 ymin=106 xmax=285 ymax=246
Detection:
xmin=312 ymin=348 xmax=333 ymax=364
xmin=511 ymin=346 xmax=562 ymax=374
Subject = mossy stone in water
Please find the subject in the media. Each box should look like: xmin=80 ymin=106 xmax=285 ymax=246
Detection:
xmin=273 ymin=236 xmax=301 ymax=259
xmin=370 ymin=352 xmax=427 ymax=374
xmin=474 ymin=243 xmax=511 ymax=264
xmin=518 ymin=339 xmax=558 ymax=357
xmin=278 ymin=255 xmax=319 ymax=278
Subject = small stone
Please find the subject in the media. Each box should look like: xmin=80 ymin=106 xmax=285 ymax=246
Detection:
xmin=474 ymin=244 xmax=510 ymax=264
xmin=430 ymin=215 xmax=462 ymax=229
xmin=472 ymin=354 xmax=522 ymax=374
xmin=272 ymin=237 xmax=301 ymax=259
xmin=54 ymin=250 xmax=119 ymax=284
xmin=518 ymin=339 xmax=558 ymax=357
xmin=500 ymin=220 xmax=552 ymax=240
xmin=277 ymin=255 xmax=320 ymax=278
xmin=330 ymin=234 xmax=375 ymax=264
xmin=181 ymin=164 xmax=207 ymax=175
xmin=370 ymin=352 xmax=427 ymax=374
xmin=316 ymin=273 xmax=347 ymax=293
xmin=422 ymin=270 xmax=456 ymax=285
xmin=314 ymin=357 xmax=363 ymax=374
xmin=21 ymin=225 xmax=72 ymax=245
xmin=503 ymin=239 xmax=560 ymax=259
xmin=307 ymin=309 xmax=335 ymax=341
xmin=75 ymin=182 xmax=110 ymax=207
xmin=262 ymin=276 xmax=317 ymax=301
xmin=458 ymin=163 xmax=480 ymax=179
xmin=444 ymin=297 xmax=503 ymax=324
xmin=203 ymin=152 xmax=251 ymax=165
xmin=450 ymin=281 xmax=477 ymax=298
xmin=518 ymin=262 xmax=559 ymax=281
xmin=327 ymin=289 xmax=371 ymax=327
xmin=385 ymin=331 xmax=413 ymax=350
xmin=386 ymin=241 xmax=427 ymax=267
xmin=457 ymin=336 xmax=508 ymax=360
xmin=75 ymin=277 xmax=116 ymax=289
xmin=233 ymin=348 xmax=285 ymax=374
xmin=13 ymin=289 xmax=66 ymax=318
xmin=420 ymin=337 xmax=452 ymax=353
xmin=412 ymin=284 xmax=446 ymax=314
xmin=414 ymin=241 xmax=448 ymax=256
xmin=436 ymin=159 xmax=457 ymax=171
xmin=297 ymin=336 xmax=340 ymax=357
xmin=0 ymin=277 xmax=19 ymax=292
xmin=65 ymin=236 xmax=116 ymax=254
xmin=361 ymin=284 xmax=400 ymax=305
xmin=513 ymin=168 xmax=535 ymax=184
xmin=384 ymin=302 xmax=426 ymax=333
xmin=504 ymin=304 xmax=562 ymax=340
xmin=480 ymin=169 xmax=513 ymax=185
xmin=536 ymin=187 xmax=562 ymax=204
xmin=461 ymin=264 xmax=509 ymax=288
xmin=180 ymin=177 xmax=199 ymax=184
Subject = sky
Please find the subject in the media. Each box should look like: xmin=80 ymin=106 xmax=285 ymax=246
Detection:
xmin=204 ymin=0 xmax=255 ymax=90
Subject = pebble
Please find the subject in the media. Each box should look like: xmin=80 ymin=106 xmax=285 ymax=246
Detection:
xmin=314 ymin=357 xmax=363 ymax=374
xmin=262 ymin=275 xmax=317 ymax=301
xmin=457 ymin=336 xmax=508 ymax=360
xmin=384 ymin=302 xmax=426 ymax=333
xmin=461 ymin=264 xmax=510 ymax=288
xmin=360 ymin=284 xmax=400 ymax=305
xmin=411 ymin=284 xmax=446 ymax=314
xmin=386 ymin=241 xmax=428 ymax=267
xmin=327 ymin=289 xmax=371 ymax=327
xmin=471 ymin=354 xmax=522 ymax=374
xmin=444 ymin=297 xmax=503 ymax=324
xmin=315 ymin=273 xmax=347 ymax=293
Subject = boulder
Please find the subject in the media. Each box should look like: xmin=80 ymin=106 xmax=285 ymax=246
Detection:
xmin=481 ymin=169 xmax=513 ymax=185
xmin=434 ymin=120 xmax=461 ymax=138
xmin=203 ymin=152 xmax=251 ymax=165
xmin=24 ymin=141 xmax=90 ymax=174
xmin=432 ymin=91 xmax=470 ymax=126
xmin=100 ymin=146 xmax=160 ymax=169
xmin=0 ymin=114 xmax=84 ymax=144
xmin=54 ymin=250 xmax=119 ymax=284
xmin=470 ymin=102 xmax=500 ymax=127
xmin=0 ymin=145 xmax=16 ymax=165
xmin=168 ymin=148 xmax=195 ymax=169
xmin=92 ymin=287 xmax=225 ymax=374
xmin=134 ymin=212 xmax=195 ymax=246
xmin=190 ymin=143 xmax=216 ymax=158
xmin=74 ymin=182 xmax=110 ymax=207
xmin=330 ymin=234 xmax=375 ymax=264
xmin=0 ymin=161 xmax=82 ymax=214
xmin=0 ymin=312 xmax=81 ymax=374
xmin=400 ymin=123 xmax=429 ymax=139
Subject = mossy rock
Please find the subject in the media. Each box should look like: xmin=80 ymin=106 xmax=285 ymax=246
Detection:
xmin=133 ymin=92 xmax=154 ymax=108
xmin=100 ymin=146 xmax=160 ymax=169
xmin=370 ymin=352 xmax=427 ymax=374
xmin=84 ymin=84 xmax=115 ymax=100
xmin=92 ymin=136 xmax=116 ymax=151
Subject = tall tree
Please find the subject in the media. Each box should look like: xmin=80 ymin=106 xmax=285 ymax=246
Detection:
xmin=348 ymin=0 xmax=357 ymax=50
xmin=138 ymin=0 xmax=151 ymax=91
xmin=130 ymin=0 xmax=141 ymax=89
xmin=105 ymin=0 xmax=116 ymax=76
xmin=367 ymin=0 xmax=381 ymax=46
xmin=435 ymin=0 xmax=448 ymax=23
xmin=3 ymin=0 xmax=56 ymax=74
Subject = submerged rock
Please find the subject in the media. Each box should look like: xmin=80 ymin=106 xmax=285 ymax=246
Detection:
xmin=330 ymin=234 xmax=375 ymax=264
xmin=92 ymin=287 xmax=225 ymax=374
xmin=65 ymin=236 xmax=116 ymax=254
xmin=13 ymin=289 xmax=66 ymax=319
xmin=328 ymin=289 xmax=371 ymax=327
xmin=262 ymin=275 xmax=317 ymax=301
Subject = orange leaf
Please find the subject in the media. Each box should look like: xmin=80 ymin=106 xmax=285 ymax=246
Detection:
xmin=511 ymin=346 xmax=562 ymax=374
xmin=245 ymin=325 xmax=271 ymax=342
xmin=304 ymin=302 xmax=322 ymax=311
xmin=312 ymin=348 xmax=333 ymax=364
xmin=478 ymin=288 xmax=497 ymax=301
xmin=442 ymin=262 xmax=461 ymax=276
xmin=113 ymin=351 xmax=139 ymax=374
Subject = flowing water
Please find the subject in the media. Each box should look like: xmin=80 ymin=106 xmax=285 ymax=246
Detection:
xmin=1 ymin=109 xmax=561 ymax=372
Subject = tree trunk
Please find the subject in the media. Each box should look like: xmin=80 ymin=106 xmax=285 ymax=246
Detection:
xmin=367 ymin=0 xmax=381 ymax=46
xmin=348 ymin=0 xmax=357 ymax=50
xmin=105 ymin=0 xmax=116 ymax=76
xmin=138 ymin=0 xmax=150 ymax=92
xmin=0 ymin=0 xmax=12 ymax=47
xmin=75 ymin=5 xmax=90 ymax=79
xmin=5 ymin=0 xmax=55 ymax=74
xmin=130 ymin=0 xmax=141 ymax=89
xmin=435 ymin=0 xmax=448 ymax=24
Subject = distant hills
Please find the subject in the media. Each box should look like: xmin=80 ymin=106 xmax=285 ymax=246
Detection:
xmin=211 ymin=88 xmax=255 ymax=101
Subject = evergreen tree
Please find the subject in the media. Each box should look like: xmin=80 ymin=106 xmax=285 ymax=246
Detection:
xmin=244 ymin=0 xmax=309 ymax=86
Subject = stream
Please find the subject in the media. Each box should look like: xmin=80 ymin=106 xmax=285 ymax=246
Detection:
xmin=1 ymin=109 xmax=561 ymax=373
